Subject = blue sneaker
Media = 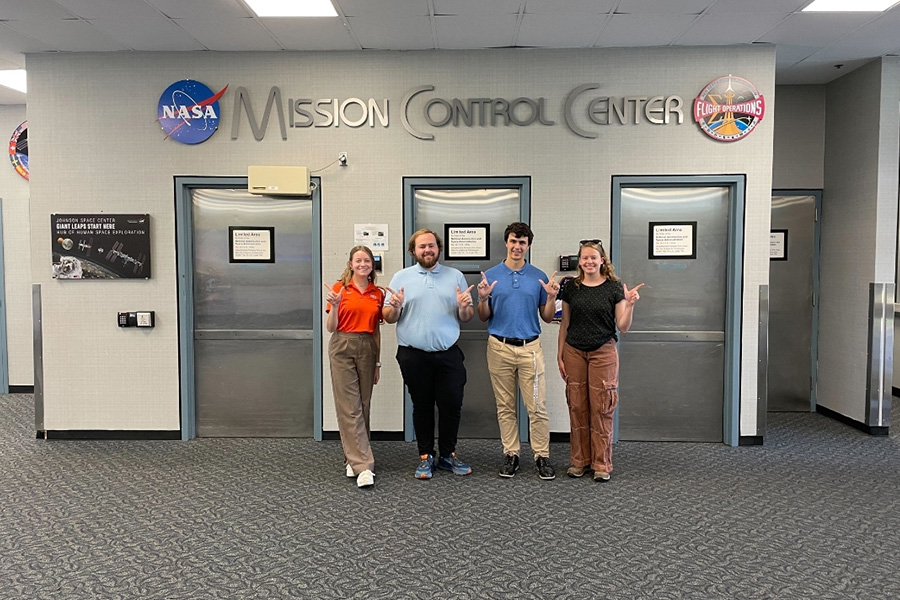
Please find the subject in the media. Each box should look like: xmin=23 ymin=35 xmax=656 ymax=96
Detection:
xmin=415 ymin=454 xmax=435 ymax=479
xmin=437 ymin=453 xmax=472 ymax=476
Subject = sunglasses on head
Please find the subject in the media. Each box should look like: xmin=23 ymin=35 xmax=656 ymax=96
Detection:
xmin=579 ymin=239 xmax=603 ymax=246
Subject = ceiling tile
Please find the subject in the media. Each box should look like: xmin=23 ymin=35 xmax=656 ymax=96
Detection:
xmin=54 ymin=0 xmax=164 ymax=20
xmin=614 ymin=0 xmax=714 ymax=14
xmin=144 ymin=0 xmax=250 ymax=19
xmin=337 ymin=0 xmax=430 ymax=17
xmin=775 ymin=44 xmax=822 ymax=66
xmin=597 ymin=14 xmax=697 ymax=47
xmin=434 ymin=14 xmax=518 ymax=48
xmin=90 ymin=17 xmax=205 ymax=51
xmin=0 ymin=0 xmax=77 ymax=20
xmin=434 ymin=0 xmax=523 ymax=15
xmin=706 ymin=0 xmax=807 ymax=15
xmin=346 ymin=15 xmax=434 ymax=49
xmin=0 ymin=23 xmax=58 ymax=53
xmin=758 ymin=13 xmax=877 ymax=46
xmin=175 ymin=17 xmax=282 ymax=51
xmin=517 ymin=13 xmax=609 ymax=47
xmin=525 ymin=0 xmax=616 ymax=14
xmin=263 ymin=18 xmax=360 ymax=50
xmin=677 ymin=14 xmax=787 ymax=45
xmin=777 ymin=57 xmax=872 ymax=84
xmin=4 ymin=18 xmax=127 ymax=51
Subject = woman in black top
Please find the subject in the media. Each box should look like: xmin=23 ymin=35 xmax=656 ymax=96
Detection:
xmin=557 ymin=240 xmax=642 ymax=482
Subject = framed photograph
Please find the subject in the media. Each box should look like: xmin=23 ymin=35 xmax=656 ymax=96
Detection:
xmin=770 ymin=229 xmax=788 ymax=261
xmin=444 ymin=223 xmax=490 ymax=261
xmin=229 ymin=226 xmax=275 ymax=263
xmin=51 ymin=214 xmax=151 ymax=279
xmin=649 ymin=221 xmax=697 ymax=260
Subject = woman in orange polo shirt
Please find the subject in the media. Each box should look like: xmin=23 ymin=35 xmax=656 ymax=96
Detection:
xmin=325 ymin=245 xmax=384 ymax=489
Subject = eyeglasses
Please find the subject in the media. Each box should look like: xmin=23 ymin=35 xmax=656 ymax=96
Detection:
xmin=579 ymin=239 xmax=603 ymax=246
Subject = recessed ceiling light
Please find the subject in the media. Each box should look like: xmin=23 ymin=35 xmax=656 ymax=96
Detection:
xmin=245 ymin=0 xmax=338 ymax=17
xmin=802 ymin=0 xmax=900 ymax=11
xmin=0 ymin=70 xmax=26 ymax=93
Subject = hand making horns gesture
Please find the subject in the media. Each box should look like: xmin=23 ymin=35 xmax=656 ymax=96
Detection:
xmin=457 ymin=284 xmax=475 ymax=308
xmin=624 ymin=282 xmax=645 ymax=304
xmin=385 ymin=286 xmax=405 ymax=309
xmin=539 ymin=271 xmax=561 ymax=297
xmin=323 ymin=283 xmax=344 ymax=307
xmin=477 ymin=272 xmax=498 ymax=301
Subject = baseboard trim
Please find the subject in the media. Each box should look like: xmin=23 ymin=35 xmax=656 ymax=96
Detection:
xmin=321 ymin=431 xmax=405 ymax=441
xmin=550 ymin=432 xmax=570 ymax=443
xmin=893 ymin=386 xmax=900 ymax=397
xmin=9 ymin=385 xmax=35 ymax=393
xmin=816 ymin=405 xmax=889 ymax=436
xmin=739 ymin=435 xmax=763 ymax=446
xmin=37 ymin=430 xmax=181 ymax=440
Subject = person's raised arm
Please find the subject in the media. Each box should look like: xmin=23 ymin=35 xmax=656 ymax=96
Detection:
xmin=476 ymin=272 xmax=497 ymax=322
xmin=382 ymin=286 xmax=404 ymax=324
xmin=457 ymin=284 xmax=475 ymax=322
xmin=324 ymin=283 xmax=343 ymax=333
xmin=539 ymin=271 xmax=560 ymax=324
xmin=615 ymin=282 xmax=644 ymax=333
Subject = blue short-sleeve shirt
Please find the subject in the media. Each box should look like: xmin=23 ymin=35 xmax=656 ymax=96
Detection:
xmin=483 ymin=261 xmax=549 ymax=339
xmin=386 ymin=262 xmax=469 ymax=352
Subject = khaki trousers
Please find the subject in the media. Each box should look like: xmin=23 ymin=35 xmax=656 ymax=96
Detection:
xmin=486 ymin=336 xmax=550 ymax=459
xmin=328 ymin=331 xmax=378 ymax=473
xmin=562 ymin=339 xmax=619 ymax=473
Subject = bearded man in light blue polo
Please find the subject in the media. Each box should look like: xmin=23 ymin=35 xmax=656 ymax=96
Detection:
xmin=477 ymin=222 xmax=559 ymax=480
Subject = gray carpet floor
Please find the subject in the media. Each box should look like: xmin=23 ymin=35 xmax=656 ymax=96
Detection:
xmin=1 ymin=393 xmax=899 ymax=599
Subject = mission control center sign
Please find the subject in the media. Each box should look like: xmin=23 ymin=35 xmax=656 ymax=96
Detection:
xmin=158 ymin=76 xmax=764 ymax=144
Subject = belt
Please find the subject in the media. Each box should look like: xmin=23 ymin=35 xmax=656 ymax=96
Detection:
xmin=491 ymin=334 xmax=539 ymax=347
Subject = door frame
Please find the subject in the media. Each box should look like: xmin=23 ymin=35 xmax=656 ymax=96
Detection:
xmin=174 ymin=176 xmax=323 ymax=440
xmin=401 ymin=176 xmax=531 ymax=443
xmin=772 ymin=189 xmax=822 ymax=412
xmin=611 ymin=175 xmax=745 ymax=446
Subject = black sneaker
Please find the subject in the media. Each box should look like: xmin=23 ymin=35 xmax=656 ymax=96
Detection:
xmin=498 ymin=454 xmax=519 ymax=478
xmin=536 ymin=456 xmax=556 ymax=480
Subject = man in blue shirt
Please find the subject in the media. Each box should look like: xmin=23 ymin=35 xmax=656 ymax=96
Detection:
xmin=384 ymin=228 xmax=475 ymax=479
xmin=477 ymin=222 xmax=559 ymax=480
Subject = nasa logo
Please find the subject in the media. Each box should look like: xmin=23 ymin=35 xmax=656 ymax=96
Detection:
xmin=157 ymin=80 xmax=228 ymax=144
xmin=693 ymin=75 xmax=765 ymax=142
xmin=8 ymin=120 xmax=28 ymax=181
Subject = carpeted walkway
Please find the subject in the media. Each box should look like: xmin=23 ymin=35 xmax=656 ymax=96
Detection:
xmin=1 ymin=393 xmax=898 ymax=599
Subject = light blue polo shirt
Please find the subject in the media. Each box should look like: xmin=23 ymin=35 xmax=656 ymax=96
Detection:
xmin=387 ymin=262 xmax=469 ymax=352
xmin=483 ymin=261 xmax=549 ymax=340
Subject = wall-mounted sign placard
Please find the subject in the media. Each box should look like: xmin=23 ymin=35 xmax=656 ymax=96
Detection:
xmin=444 ymin=224 xmax=490 ymax=261
xmin=51 ymin=214 xmax=151 ymax=279
xmin=770 ymin=229 xmax=788 ymax=261
xmin=229 ymin=226 xmax=275 ymax=263
xmin=649 ymin=221 xmax=697 ymax=260
xmin=354 ymin=223 xmax=389 ymax=251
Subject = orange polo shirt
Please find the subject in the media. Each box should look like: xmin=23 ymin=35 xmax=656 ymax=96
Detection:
xmin=326 ymin=281 xmax=384 ymax=334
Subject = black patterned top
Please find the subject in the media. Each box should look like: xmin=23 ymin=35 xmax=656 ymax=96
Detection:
xmin=559 ymin=278 xmax=625 ymax=351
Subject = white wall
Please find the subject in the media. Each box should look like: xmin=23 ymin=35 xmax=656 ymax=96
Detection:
xmin=819 ymin=57 xmax=900 ymax=421
xmin=772 ymin=85 xmax=825 ymax=190
xmin=26 ymin=47 xmax=775 ymax=435
xmin=0 ymin=105 xmax=33 ymax=386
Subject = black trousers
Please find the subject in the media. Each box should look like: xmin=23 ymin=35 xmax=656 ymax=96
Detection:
xmin=396 ymin=344 xmax=467 ymax=457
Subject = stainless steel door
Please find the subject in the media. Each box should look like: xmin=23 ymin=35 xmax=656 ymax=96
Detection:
xmin=769 ymin=193 xmax=817 ymax=411
xmin=617 ymin=186 xmax=729 ymax=442
xmin=192 ymin=188 xmax=314 ymax=437
xmin=409 ymin=184 xmax=525 ymax=438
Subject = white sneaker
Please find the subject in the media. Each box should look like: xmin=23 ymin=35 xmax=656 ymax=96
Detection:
xmin=345 ymin=463 xmax=354 ymax=478
xmin=357 ymin=469 xmax=375 ymax=488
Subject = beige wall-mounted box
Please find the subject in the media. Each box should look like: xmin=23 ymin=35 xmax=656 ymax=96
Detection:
xmin=248 ymin=165 xmax=310 ymax=196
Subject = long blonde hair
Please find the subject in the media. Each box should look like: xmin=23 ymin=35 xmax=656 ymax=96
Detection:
xmin=573 ymin=241 xmax=619 ymax=286
xmin=339 ymin=245 xmax=377 ymax=287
